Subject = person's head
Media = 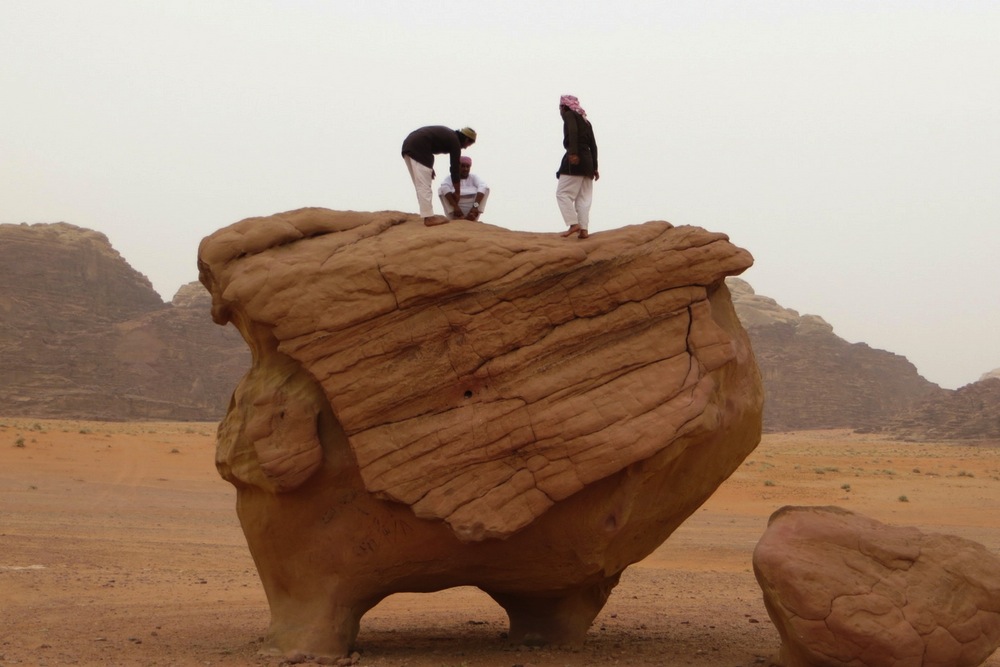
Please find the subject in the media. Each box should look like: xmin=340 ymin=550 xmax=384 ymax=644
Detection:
xmin=458 ymin=127 xmax=477 ymax=148
xmin=459 ymin=155 xmax=472 ymax=178
xmin=559 ymin=95 xmax=586 ymax=118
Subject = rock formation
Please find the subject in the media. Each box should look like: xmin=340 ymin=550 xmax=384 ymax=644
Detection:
xmin=728 ymin=278 xmax=945 ymax=432
xmin=198 ymin=208 xmax=764 ymax=658
xmin=877 ymin=376 xmax=1000 ymax=441
xmin=754 ymin=506 xmax=1000 ymax=667
xmin=0 ymin=222 xmax=248 ymax=419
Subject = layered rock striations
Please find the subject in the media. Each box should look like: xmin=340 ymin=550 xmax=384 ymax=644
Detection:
xmin=198 ymin=208 xmax=764 ymax=657
xmin=728 ymin=278 xmax=945 ymax=432
xmin=0 ymin=222 xmax=248 ymax=420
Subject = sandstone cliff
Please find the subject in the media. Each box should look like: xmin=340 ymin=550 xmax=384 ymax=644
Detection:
xmin=875 ymin=377 xmax=1000 ymax=441
xmin=728 ymin=278 xmax=945 ymax=432
xmin=0 ymin=222 xmax=248 ymax=420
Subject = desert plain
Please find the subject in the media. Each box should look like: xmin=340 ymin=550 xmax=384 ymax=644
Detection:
xmin=1 ymin=419 xmax=999 ymax=667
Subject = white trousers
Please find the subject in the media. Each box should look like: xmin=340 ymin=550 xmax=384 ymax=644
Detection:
xmin=556 ymin=174 xmax=593 ymax=230
xmin=404 ymin=156 xmax=435 ymax=217
xmin=440 ymin=189 xmax=490 ymax=217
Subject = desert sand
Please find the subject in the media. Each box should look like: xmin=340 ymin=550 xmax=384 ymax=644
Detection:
xmin=2 ymin=420 xmax=998 ymax=667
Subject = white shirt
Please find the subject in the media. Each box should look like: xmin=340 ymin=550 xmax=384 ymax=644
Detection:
xmin=438 ymin=174 xmax=489 ymax=197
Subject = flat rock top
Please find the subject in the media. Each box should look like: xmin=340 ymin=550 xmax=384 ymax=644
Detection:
xmin=200 ymin=209 xmax=756 ymax=540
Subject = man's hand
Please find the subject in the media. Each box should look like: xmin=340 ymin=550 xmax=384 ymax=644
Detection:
xmin=465 ymin=209 xmax=480 ymax=221
xmin=594 ymin=170 xmax=600 ymax=181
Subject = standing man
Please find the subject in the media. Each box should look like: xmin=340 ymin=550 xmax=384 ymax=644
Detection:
xmin=438 ymin=156 xmax=489 ymax=221
xmin=555 ymin=95 xmax=598 ymax=239
xmin=401 ymin=125 xmax=477 ymax=226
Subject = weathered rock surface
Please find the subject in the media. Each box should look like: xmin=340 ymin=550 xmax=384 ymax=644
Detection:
xmin=754 ymin=506 xmax=1000 ymax=667
xmin=729 ymin=278 xmax=945 ymax=432
xmin=0 ymin=222 xmax=248 ymax=419
xmin=198 ymin=208 xmax=764 ymax=657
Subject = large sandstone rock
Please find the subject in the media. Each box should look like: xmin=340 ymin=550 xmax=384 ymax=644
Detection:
xmin=728 ymin=278 xmax=944 ymax=432
xmin=198 ymin=208 xmax=763 ymax=658
xmin=754 ymin=506 xmax=1000 ymax=667
xmin=0 ymin=222 xmax=248 ymax=420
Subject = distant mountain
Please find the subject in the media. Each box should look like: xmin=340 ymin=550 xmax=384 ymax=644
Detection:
xmin=981 ymin=368 xmax=1000 ymax=382
xmin=0 ymin=222 xmax=994 ymax=440
xmin=0 ymin=222 xmax=248 ymax=420
xmin=873 ymin=377 xmax=1000 ymax=441
xmin=727 ymin=278 xmax=948 ymax=433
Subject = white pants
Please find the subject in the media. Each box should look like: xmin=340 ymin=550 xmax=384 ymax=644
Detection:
xmin=440 ymin=189 xmax=490 ymax=217
xmin=556 ymin=174 xmax=593 ymax=230
xmin=404 ymin=156 xmax=435 ymax=217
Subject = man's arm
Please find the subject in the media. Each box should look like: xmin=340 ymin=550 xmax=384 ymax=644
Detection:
xmin=590 ymin=122 xmax=598 ymax=175
xmin=447 ymin=135 xmax=464 ymax=202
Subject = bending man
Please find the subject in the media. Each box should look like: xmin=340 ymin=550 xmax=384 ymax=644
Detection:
xmin=401 ymin=125 xmax=477 ymax=226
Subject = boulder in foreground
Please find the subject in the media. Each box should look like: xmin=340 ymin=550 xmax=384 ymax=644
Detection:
xmin=754 ymin=505 xmax=1000 ymax=667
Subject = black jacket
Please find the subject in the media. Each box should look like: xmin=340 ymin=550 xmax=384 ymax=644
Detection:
xmin=557 ymin=108 xmax=598 ymax=178
xmin=401 ymin=126 xmax=464 ymax=183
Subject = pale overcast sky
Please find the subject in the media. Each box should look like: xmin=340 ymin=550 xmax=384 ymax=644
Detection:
xmin=2 ymin=1 xmax=997 ymax=389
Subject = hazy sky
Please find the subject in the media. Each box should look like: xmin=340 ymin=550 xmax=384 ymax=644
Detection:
xmin=2 ymin=1 xmax=997 ymax=390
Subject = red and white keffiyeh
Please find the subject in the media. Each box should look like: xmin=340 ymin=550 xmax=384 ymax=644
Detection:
xmin=559 ymin=94 xmax=587 ymax=118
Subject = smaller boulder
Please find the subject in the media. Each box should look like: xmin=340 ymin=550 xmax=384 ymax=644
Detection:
xmin=753 ymin=506 xmax=1000 ymax=667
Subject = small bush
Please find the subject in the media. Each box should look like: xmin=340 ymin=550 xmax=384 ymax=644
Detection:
xmin=14 ymin=436 xmax=25 ymax=448
xmin=763 ymin=480 xmax=775 ymax=487
xmin=841 ymin=483 xmax=851 ymax=492
xmin=898 ymin=495 xmax=909 ymax=503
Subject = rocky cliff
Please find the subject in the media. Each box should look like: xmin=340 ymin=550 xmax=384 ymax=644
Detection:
xmin=728 ymin=278 xmax=946 ymax=432
xmin=0 ymin=222 xmax=248 ymax=420
xmin=875 ymin=377 xmax=1000 ymax=441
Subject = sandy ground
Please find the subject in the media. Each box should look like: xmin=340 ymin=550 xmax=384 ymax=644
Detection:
xmin=1 ymin=420 xmax=999 ymax=667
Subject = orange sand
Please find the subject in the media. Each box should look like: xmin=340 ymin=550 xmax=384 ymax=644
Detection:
xmin=2 ymin=421 xmax=998 ymax=666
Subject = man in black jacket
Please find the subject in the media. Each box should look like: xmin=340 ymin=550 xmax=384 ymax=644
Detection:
xmin=402 ymin=126 xmax=477 ymax=226
xmin=556 ymin=95 xmax=598 ymax=239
